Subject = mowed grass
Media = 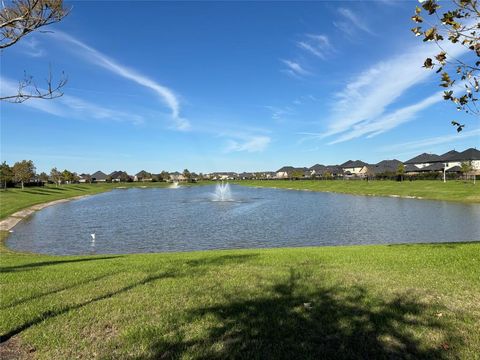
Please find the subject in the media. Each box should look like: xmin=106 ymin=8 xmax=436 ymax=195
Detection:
xmin=0 ymin=182 xmax=200 ymax=220
xmin=0 ymin=234 xmax=479 ymax=359
xmin=234 ymin=179 xmax=480 ymax=203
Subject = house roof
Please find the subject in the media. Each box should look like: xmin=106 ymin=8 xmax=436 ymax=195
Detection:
xmin=109 ymin=170 xmax=129 ymax=179
xmin=422 ymin=162 xmax=445 ymax=171
xmin=340 ymin=160 xmax=368 ymax=168
xmin=369 ymin=159 xmax=403 ymax=174
xmin=136 ymin=170 xmax=152 ymax=177
xmin=309 ymin=164 xmax=326 ymax=171
xmin=91 ymin=171 xmax=107 ymax=180
xmin=404 ymin=153 xmax=441 ymax=164
xmin=448 ymin=148 xmax=480 ymax=161
xmin=446 ymin=165 xmax=462 ymax=172
xmin=439 ymin=150 xmax=459 ymax=162
xmin=276 ymin=166 xmax=296 ymax=172
xmin=404 ymin=164 xmax=420 ymax=173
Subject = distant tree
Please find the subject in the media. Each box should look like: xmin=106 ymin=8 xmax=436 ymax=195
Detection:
xmin=84 ymin=174 xmax=92 ymax=184
xmin=397 ymin=163 xmax=405 ymax=182
xmin=0 ymin=162 xmax=14 ymax=189
xmin=159 ymin=171 xmax=170 ymax=181
xmin=365 ymin=167 xmax=375 ymax=182
xmin=12 ymin=160 xmax=35 ymax=189
xmin=183 ymin=169 xmax=191 ymax=181
xmin=0 ymin=0 xmax=69 ymax=103
xmin=411 ymin=0 xmax=480 ymax=132
xmin=323 ymin=171 xmax=332 ymax=180
xmin=38 ymin=171 xmax=49 ymax=183
xmin=50 ymin=167 xmax=62 ymax=186
xmin=291 ymin=170 xmax=304 ymax=180
xmin=460 ymin=161 xmax=473 ymax=179
xmin=61 ymin=169 xmax=74 ymax=183
xmin=119 ymin=172 xmax=130 ymax=182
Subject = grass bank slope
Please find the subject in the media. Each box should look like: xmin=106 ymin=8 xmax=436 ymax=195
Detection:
xmin=1 ymin=239 xmax=479 ymax=359
xmin=0 ymin=182 xmax=201 ymax=220
xmin=234 ymin=180 xmax=480 ymax=203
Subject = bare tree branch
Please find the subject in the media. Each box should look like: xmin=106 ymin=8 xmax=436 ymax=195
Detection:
xmin=0 ymin=0 xmax=69 ymax=102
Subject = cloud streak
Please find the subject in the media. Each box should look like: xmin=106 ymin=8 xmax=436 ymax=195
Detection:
xmin=52 ymin=32 xmax=189 ymax=130
xmin=383 ymin=128 xmax=480 ymax=152
xmin=334 ymin=8 xmax=373 ymax=37
xmin=297 ymin=34 xmax=332 ymax=59
xmin=281 ymin=59 xmax=309 ymax=77
xmin=317 ymin=39 xmax=469 ymax=143
xmin=226 ymin=136 xmax=271 ymax=153
xmin=1 ymin=77 xmax=143 ymax=124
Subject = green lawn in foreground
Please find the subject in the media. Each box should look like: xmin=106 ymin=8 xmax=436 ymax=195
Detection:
xmin=233 ymin=179 xmax=480 ymax=203
xmin=0 ymin=182 xmax=202 ymax=220
xmin=1 ymin=236 xmax=479 ymax=359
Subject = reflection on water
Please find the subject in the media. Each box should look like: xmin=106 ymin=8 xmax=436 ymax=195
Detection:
xmin=6 ymin=185 xmax=480 ymax=255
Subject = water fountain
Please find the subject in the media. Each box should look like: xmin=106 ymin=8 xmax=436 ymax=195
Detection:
xmin=170 ymin=181 xmax=180 ymax=189
xmin=213 ymin=181 xmax=233 ymax=201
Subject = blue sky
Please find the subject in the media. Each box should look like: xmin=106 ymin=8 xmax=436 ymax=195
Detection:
xmin=1 ymin=1 xmax=479 ymax=174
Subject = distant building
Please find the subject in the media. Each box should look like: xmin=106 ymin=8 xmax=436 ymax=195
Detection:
xmin=340 ymin=160 xmax=369 ymax=178
xmin=91 ymin=171 xmax=107 ymax=182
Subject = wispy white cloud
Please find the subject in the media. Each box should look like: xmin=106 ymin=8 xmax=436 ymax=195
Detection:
xmin=328 ymin=93 xmax=442 ymax=144
xmin=297 ymin=34 xmax=332 ymax=59
xmin=383 ymin=128 xmax=480 ymax=152
xmin=52 ymin=32 xmax=189 ymax=130
xmin=225 ymin=136 xmax=271 ymax=153
xmin=264 ymin=105 xmax=293 ymax=122
xmin=1 ymin=77 xmax=143 ymax=124
xmin=318 ymin=40 xmax=468 ymax=143
xmin=19 ymin=37 xmax=45 ymax=57
xmin=281 ymin=59 xmax=309 ymax=77
xmin=334 ymin=8 xmax=373 ymax=37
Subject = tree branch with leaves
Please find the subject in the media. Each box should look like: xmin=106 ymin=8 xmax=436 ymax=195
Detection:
xmin=412 ymin=0 xmax=480 ymax=132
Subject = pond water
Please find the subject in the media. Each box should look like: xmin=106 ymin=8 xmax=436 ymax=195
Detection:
xmin=6 ymin=185 xmax=480 ymax=255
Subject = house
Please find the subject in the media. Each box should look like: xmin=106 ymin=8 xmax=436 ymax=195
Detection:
xmin=78 ymin=173 xmax=91 ymax=183
xmin=169 ymin=172 xmax=187 ymax=182
xmin=404 ymin=153 xmax=442 ymax=169
xmin=134 ymin=170 xmax=153 ymax=182
xmin=367 ymin=159 xmax=403 ymax=176
xmin=109 ymin=171 xmax=130 ymax=182
xmin=404 ymin=148 xmax=480 ymax=175
xmin=91 ymin=171 xmax=108 ymax=182
xmin=208 ymin=172 xmax=238 ymax=180
xmin=340 ymin=160 xmax=369 ymax=178
xmin=446 ymin=148 xmax=480 ymax=174
xmin=309 ymin=164 xmax=326 ymax=177
xmin=238 ymin=172 xmax=254 ymax=180
xmin=275 ymin=166 xmax=308 ymax=179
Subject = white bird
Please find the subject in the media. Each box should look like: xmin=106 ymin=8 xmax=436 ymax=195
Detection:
xmin=90 ymin=233 xmax=96 ymax=241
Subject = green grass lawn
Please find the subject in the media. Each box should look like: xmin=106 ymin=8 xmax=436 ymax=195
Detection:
xmin=1 ymin=237 xmax=479 ymax=359
xmin=233 ymin=179 xmax=480 ymax=203
xmin=1 ymin=181 xmax=479 ymax=358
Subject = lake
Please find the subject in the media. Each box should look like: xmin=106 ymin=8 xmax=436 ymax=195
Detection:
xmin=6 ymin=185 xmax=480 ymax=255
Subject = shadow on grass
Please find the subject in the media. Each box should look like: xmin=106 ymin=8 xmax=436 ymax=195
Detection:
xmin=0 ymin=272 xmax=118 ymax=310
xmin=0 ymin=271 xmax=176 ymax=343
xmin=0 ymin=256 xmax=123 ymax=273
xmin=0 ymin=253 xmax=258 ymax=345
xmin=133 ymin=269 xmax=459 ymax=359
xmin=185 ymin=254 xmax=258 ymax=267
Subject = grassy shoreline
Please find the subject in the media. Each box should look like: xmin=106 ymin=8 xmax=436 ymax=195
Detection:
xmin=1 ymin=181 xmax=479 ymax=358
xmin=1 ymin=238 xmax=479 ymax=358
xmin=233 ymin=179 xmax=480 ymax=203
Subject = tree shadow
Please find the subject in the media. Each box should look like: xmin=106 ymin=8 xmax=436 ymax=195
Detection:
xmin=0 ymin=272 xmax=118 ymax=310
xmin=0 ymin=271 xmax=176 ymax=343
xmin=185 ymin=254 xmax=258 ymax=268
xmin=134 ymin=269 xmax=460 ymax=359
xmin=0 ymin=253 xmax=258 ymax=345
xmin=0 ymin=256 xmax=124 ymax=273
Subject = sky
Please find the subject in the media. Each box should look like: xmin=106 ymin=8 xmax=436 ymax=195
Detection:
xmin=1 ymin=1 xmax=479 ymax=174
